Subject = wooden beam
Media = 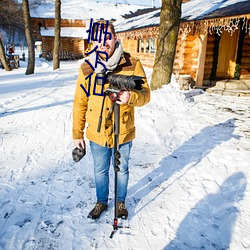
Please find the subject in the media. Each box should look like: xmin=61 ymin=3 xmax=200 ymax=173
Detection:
xmin=195 ymin=33 xmax=208 ymax=87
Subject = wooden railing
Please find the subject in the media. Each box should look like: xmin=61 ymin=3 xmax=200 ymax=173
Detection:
xmin=46 ymin=51 xmax=83 ymax=61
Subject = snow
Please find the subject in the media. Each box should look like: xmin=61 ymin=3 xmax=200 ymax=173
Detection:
xmin=95 ymin=0 xmax=161 ymax=7
xmin=40 ymin=27 xmax=88 ymax=38
xmin=0 ymin=49 xmax=250 ymax=250
xmin=115 ymin=9 xmax=160 ymax=32
xmin=30 ymin=0 xmax=152 ymax=20
xmin=182 ymin=0 xmax=249 ymax=21
xmin=115 ymin=0 xmax=249 ymax=32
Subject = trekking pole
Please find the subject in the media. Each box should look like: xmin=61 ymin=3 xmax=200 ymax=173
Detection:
xmin=97 ymin=92 xmax=107 ymax=133
xmin=110 ymin=101 xmax=121 ymax=238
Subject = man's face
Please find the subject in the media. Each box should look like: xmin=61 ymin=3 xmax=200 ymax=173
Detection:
xmin=93 ymin=26 xmax=117 ymax=59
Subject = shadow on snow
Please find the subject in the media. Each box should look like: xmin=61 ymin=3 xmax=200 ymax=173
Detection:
xmin=128 ymin=119 xmax=239 ymax=213
xmin=0 ymin=100 xmax=73 ymax=117
xmin=164 ymin=172 xmax=247 ymax=249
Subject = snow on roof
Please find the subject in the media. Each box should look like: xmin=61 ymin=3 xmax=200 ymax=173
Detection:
xmin=115 ymin=0 xmax=250 ymax=32
xmin=115 ymin=8 xmax=160 ymax=32
xmin=89 ymin=0 xmax=161 ymax=7
xmin=40 ymin=27 xmax=88 ymax=38
xmin=182 ymin=0 xmax=250 ymax=21
xmin=35 ymin=41 xmax=42 ymax=45
xmin=30 ymin=0 xmax=151 ymax=20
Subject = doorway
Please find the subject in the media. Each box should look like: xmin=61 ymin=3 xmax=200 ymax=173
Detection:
xmin=216 ymin=30 xmax=239 ymax=79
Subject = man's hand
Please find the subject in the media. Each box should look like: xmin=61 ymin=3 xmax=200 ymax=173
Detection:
xmin=116 ymin=90 xmax=130 ymax=105
xmin=74 ymin=139 xmax=85 ymax=149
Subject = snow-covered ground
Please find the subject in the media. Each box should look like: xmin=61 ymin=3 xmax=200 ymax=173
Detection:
xmin=0 ymin=50 xmax=250 ymax=250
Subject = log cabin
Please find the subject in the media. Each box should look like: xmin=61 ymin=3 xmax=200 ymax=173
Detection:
xmin=31 ymin=18 xmax=88 ymax=60
xmin=30 ymin=1 xmax=152 ymax=61
xmin=115 ymin=0 xmax=250 ymax=93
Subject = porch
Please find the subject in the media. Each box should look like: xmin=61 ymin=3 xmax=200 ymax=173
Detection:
xmin=205 ymin=79 xmax=250 ymax=97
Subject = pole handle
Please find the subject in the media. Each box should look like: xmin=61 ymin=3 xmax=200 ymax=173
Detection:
xmin=97 ymin=116 xmax=102 ymax=132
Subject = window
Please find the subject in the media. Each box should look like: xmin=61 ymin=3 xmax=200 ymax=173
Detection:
xmin=137 ymin=38 xmax=156 ymax=54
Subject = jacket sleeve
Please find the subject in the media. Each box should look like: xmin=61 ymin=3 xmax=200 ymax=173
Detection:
xmin=72 ymin=68 xmax=88 ymax=140
xmin=128 ymin=59 xmax=150 ymax=107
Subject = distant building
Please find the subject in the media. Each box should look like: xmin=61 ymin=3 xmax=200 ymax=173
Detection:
xmin=30 ymin=0 xmax=151 ymax=60
xmin=31 ymin=18 xmax=88 ymax=60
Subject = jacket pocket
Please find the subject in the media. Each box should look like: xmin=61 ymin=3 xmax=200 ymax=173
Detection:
xmin=120 ymin=106 xmax=134 ymax=133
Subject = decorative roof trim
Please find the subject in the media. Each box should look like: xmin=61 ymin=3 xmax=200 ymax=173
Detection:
xmin=117 ymin=15 xmax=250 ymax=39
xmin=180 ymin=15 xmax=250 ymax=36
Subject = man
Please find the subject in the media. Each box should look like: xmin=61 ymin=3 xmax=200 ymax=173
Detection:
xmin=72 ymin=20 xmax=150 ymax=220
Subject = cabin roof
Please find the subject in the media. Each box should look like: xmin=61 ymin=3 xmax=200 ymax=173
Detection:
xmin=182 ymin=0 xmax=250 ymax=21
xmin=40 ymin=27 xmax=88 ymax=38
xmin=115 ymin=0 xmax=250 ymax=32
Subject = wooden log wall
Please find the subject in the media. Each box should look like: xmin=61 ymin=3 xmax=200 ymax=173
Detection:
xmin=173 ymin=34 xmax=185 ymax=75
xmin=121 ymin=39 xmax=156 ymax=68
xmin=183 ymin=35 xmax=198 ymax=79
xmin=61 ymin=38 xmax=74 ymax=52
xmin=41 ymin=37 xmax=53 ymax=58
xmin=32 ymin=18 xmax=86 ymax=29
xmin=120 ymin=32 xmax=200 ymax=76
xmin=134 ymin=53 xmax=155 ymax=68
xmin=41 ymin=37 xmax=85 ymax=58
xmin=173 ymin=34 xmax=199 ymax=80
xmin=72 ymin=39 xmax=86 ymax=55
xmin=121 ymin=39 xmax=137 ymax=54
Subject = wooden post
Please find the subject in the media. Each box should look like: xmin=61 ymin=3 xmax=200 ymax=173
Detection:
xmin=149 ymin=39 xmax=152 ymax=53
xmin=144 ymin=38 xmax=146 ymax=54
xmin=155 ymin=38 xmax=158 ymax=52
xmin=139 ymin=39 xmax=142 ymax=53
xmin=195 ymin=32 xmax=207 ymax=88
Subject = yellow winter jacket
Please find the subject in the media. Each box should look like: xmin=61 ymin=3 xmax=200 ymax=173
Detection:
xmin=72 ymin=52 xmax=150 ymax=148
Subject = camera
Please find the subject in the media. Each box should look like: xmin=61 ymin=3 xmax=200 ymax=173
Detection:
xmin=96 ymin=71 xmax=144 ymax=90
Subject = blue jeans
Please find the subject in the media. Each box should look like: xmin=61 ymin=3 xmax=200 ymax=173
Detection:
xmin=90 ymin=141 xmax=132 ymax=205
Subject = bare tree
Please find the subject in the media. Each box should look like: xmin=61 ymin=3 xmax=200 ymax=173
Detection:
xmin=22 ymin=0 xmax=35 ymax=75
xmin=151 ymin=0 xmax=182 ymax=90
xmin=29 ymin=0 xmax=46 ymax=8
xmin=0 ymin=0 xmax=24 ymax=36
xmin=0 ymin=0 xmax=23 ymax=71
xmin=0 ymin=37 xmax=11 ymax=71
xmin=53 ymin=0 xmax=61 ymax=70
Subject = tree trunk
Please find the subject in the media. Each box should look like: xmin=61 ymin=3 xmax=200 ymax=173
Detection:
xmin=0 ymin=37 xmax=11 ymax=71
xmin=151 ymin=0 xmax=182 ymax=90
xmin=22 ymin=0 xmax=35 ymax=75
xmin=53 ymin=0 xmax=61 ymax=70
